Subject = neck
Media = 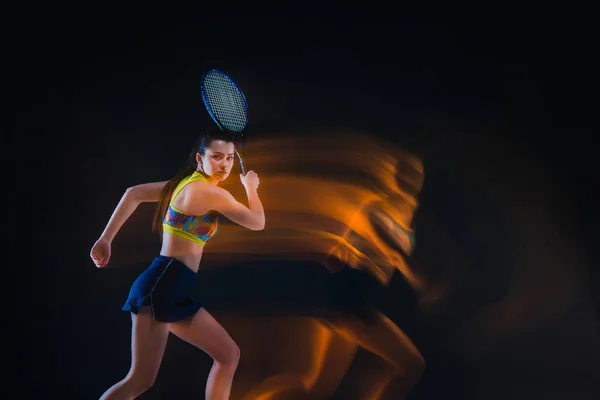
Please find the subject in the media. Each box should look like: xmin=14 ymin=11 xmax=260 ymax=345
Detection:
xmin=196 ymin=169 xmax=220 ymax=186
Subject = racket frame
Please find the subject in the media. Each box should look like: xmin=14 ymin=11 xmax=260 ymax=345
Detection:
xmin=200 ymin=69 xmax=249 ymax=174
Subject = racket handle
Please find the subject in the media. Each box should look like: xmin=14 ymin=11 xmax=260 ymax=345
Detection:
xmin=235 ymin=149 xmax=247 ymax=175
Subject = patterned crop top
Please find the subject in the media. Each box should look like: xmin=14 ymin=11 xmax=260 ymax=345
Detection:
xmin=162 ymin=171 xmax=219 ymax=246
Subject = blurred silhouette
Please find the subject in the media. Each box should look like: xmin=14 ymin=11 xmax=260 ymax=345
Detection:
xmin=200 ymin=131 xmax=434 ymax=399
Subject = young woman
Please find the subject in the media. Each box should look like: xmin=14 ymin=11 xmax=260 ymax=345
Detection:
xmin=90 ymin=128 xmax=265 ymax=400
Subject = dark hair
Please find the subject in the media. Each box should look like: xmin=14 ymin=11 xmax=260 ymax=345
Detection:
xmin=152 ymin=127 xmax=234 ymax=237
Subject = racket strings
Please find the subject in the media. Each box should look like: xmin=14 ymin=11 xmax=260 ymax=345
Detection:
xmin=203 ymin=73 xmax=248 ymax=133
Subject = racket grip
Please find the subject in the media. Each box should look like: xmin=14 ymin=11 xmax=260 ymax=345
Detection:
xmin=235 ymin=149 xmax=247 ymax=175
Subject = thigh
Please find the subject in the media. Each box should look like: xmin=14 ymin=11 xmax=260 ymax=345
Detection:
xmin=305 ymin=320 xmax=358 ymax=393
xmin=129 ymin=308 xmax=170 ymax=379
xmin=328 ymin=312 xmax=423 ymax=371
xmin=240 ymin=319 xmax=358 ymax=400
xmin=168 ymin=308 xmax=238 ymax=363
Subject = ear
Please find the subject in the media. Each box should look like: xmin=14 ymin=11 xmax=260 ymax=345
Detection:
xmin=195 ymin=152 xmax=203 ymax=166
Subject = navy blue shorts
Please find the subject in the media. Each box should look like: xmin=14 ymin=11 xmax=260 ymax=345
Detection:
xmin=122 ymin=255 xmax=202 ymax=322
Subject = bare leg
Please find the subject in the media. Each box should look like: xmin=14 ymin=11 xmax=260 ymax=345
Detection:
xmin=328 ymin=312 xmax=425 ymax=399
xmin=169 ymin=308 xmax=240 ymax=400
xmin=99 ymin=309 xmax=170 ymax=400
xmin=241 ymin=319 xmax=358 ymax=400
xmin=303 ymin=320 xmax=358 ymax=396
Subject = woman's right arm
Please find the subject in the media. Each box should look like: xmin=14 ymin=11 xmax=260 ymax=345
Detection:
xmin=98 ymin=181 xmax=168 ymax=242
xmin=213 ymin=188 xmax=265 ymax=231
xmin=211 ymin=171 xmax=265 ymax=231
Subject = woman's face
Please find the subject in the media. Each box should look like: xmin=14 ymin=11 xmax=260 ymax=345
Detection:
xmin=197 ymin=140 xmax=236 ymax=182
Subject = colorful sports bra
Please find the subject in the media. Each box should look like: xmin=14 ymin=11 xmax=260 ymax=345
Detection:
xmin=162 ymin=171 xmax=219 ymax=246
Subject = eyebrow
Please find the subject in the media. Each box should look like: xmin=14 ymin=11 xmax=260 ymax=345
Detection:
xmin=212 ymin=151 xmax=235 ymax=156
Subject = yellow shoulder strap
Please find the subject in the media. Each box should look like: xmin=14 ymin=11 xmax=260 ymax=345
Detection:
xmin=170 ymin=171 xmax=208 ymax=203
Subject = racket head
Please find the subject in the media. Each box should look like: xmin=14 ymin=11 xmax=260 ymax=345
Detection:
xmin=200 ymin=69 xmax=249 ymax=134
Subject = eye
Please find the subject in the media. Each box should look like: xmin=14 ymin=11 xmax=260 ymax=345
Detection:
xmin=212 ymin=155 xmax=222 ymax=160
xmin=227 ymin=156 xmax=234 ymax=161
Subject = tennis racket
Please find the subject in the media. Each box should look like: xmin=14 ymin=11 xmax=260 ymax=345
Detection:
xmin=200 ymin=69 xmax=249 ymax=175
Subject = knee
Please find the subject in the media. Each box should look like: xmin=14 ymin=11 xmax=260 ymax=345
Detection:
xmin=216 ymin=341 xmax=240 ymax=367
xmin=124 ymin=373 xmax=157 ymax=395
xmin=230 ymin=342 xmax=241 ymax=365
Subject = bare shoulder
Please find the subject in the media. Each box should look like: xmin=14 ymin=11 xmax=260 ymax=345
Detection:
xmin=184 ymin=181 xmax=231 ymax=199
xmin=208 ymin=184 xmax=234 ymax=197
xmin=171 ymin=180 xmax=223 ymax=215
xmin=180 ymin=181 xmax=237 ymax=207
